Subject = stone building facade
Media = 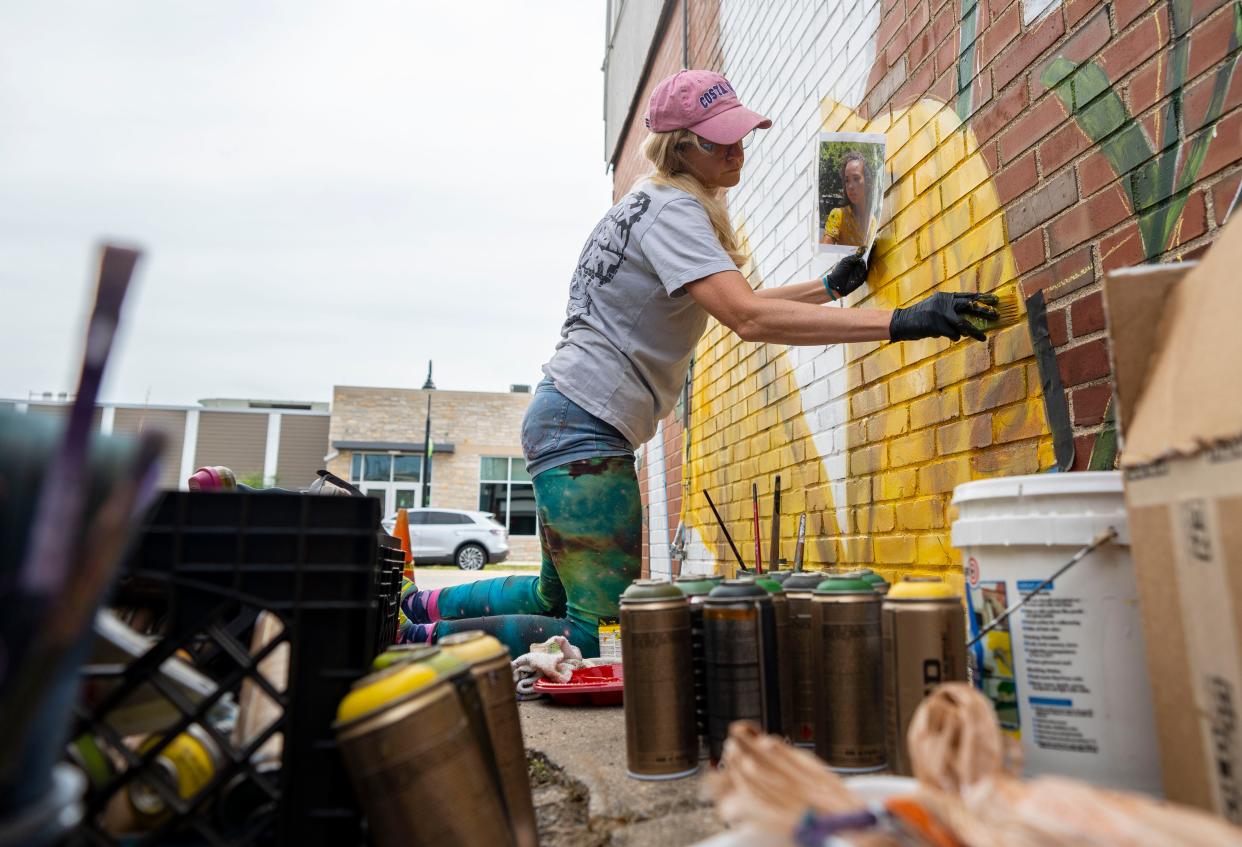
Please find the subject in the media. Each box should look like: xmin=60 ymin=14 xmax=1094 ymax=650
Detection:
xmin=327 ymin=385 xmax=540 ymax=562
xmin=604 ymin=0 xmax=1242 ymax=583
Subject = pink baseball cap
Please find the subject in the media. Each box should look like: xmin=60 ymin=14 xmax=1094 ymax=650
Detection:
xmin=644 ymin=69 xmax=772 ymax=145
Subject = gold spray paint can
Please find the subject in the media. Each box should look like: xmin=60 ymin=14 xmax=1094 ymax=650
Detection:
xmin=704 ymin=578 xmax=781 ymax=763
xmin=440 ymin=631 xmax=539 ymax=847
xmin=621 ymin=579 xmax=698 ymax=779
xmin=812 ymin=576 xmax=886 ymax=772
xmin=782 ymin=572 xmax=826 ymax=747
xmin=334 ymin=661 xmax=514 ymax=846
xmin=882 ymin=577 xmax=967 ymax=775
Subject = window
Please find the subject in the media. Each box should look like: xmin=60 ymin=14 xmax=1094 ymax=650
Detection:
xmin=349 ymin=452 xmax=423 ymax=516
xmin=479 ymin=457 xmax=536 ymax=536
xmin=426 ymin=511 xmax=472 ymax=525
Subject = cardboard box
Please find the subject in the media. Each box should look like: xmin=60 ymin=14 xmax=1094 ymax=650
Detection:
xmin=1104 ymin=217 xmax=1242 ymax=822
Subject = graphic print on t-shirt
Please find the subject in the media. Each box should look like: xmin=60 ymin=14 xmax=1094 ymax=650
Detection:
xmin=565 ymin=191 xmax=651 ymax=325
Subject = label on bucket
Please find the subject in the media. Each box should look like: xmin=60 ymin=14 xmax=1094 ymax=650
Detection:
xmin=598 ymin=618 xmax=622 ymax=662
xmin=967 ymin=579 xmax=1021 ymax=737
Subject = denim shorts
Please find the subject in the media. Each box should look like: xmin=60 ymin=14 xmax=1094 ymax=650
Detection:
xmin=522 ymin=377 xmax=634 ymax=478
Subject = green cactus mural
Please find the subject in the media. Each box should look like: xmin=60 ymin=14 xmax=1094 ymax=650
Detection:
xmin=1041 ymin=0 xmax=1242 ymax=259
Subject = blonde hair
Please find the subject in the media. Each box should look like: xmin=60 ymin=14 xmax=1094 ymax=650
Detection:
xmin=640 ymin=129 xmax=748 ymax=268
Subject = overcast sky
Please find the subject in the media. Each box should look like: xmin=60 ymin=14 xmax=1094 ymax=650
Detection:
xmin=0 ymin=2 xmax=613 ymax=405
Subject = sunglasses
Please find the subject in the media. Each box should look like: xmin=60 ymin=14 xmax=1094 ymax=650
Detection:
xmin=686 ymin=129 xmax=755 ymax=155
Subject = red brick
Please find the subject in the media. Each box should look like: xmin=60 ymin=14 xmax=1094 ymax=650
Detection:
xmin=981 ymin=3 xmax=1023 ymax=68
xmin=878 ymin=5 xmax=904 ymax=51
xmin=909 ymin=26 xmax=936 ymax=69
xmin=883 ymin=0 xmax=903 ymax=17
xmin=1065 ymin=0 xmax=1105 ymax=25
xmin=905 ymin=0 xmax=931 ymax=41
xmin=934 ymin=5 xmax=957 ymax=44
xmin=1101 ymin=8 xmax=1170 ymax=81
xmin=866 ymin=54 xmax=890 ymax=96
xmin=993 ymin=8 xmax=1067 ymax=90
xmin=1212 ymin=172 xmax=1242 ymax=223
xmin=1072 ymin=432 xmax=1098 ymax=470
xmin=998 ymin=95 xmax=1068 ymax=163
xmin=1058 ymin=337 xmax=1111 ymax=386
xmin=1184 ymin=62 xmax=1242 ymax=134
xmin=1195 ymin=107 xmax=1242 ymax=182
xmin=1034 ymin=9 xmax=1112 ymax=94
xmin=1099 ymin=221 xmax=1147 ymax=270
xmin=1072 ymin=383 xmax=1112 ymax=426
xmin=1012 ymin=229 xmax=1046 ymax=272
xmin=1022 ymin=244 xmax=1094 ymax=295
xmin=1170 ymin=190 xmax=1209 ymax=248
xmin=1039 ymin=120 xmax=1091 ymax=173
xmin=1189 ymin=5 xmax=1242 ymax=79
xmin=980 ymin=140 xmax=1000 ymax=172
xmin=1077 ymin=152 xmax=1118 ymax=196
xmin=934 ymin=31 xmax=958 ymax=76
xmin=996 ymin=150 xmax=1040 ymax=204
xmin=973 ymin=81 xmax=1030 ymax=142
xmin=896 ymin=58 xmax=937 ymax=103
xmin=1047 ymin=184 xmax=1132 ymax=255
xmin=887 ymin=25 xmax=912 ymax=67
xmin=1127 ymin=60 xmax=1166 ymax=115
xmin=1115 ymin=0 xmax=1157 ymax=29
xmin=1070 ymin=290 xmax=1106 ymax=336
xmin=930 ymin=68 xmax=956 ymax=103
xmin=1047 ymin=306 xmax=1070 ymax=346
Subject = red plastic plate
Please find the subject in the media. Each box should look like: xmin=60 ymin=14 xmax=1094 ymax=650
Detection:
xmin=533 ymin=663 xmax=624 ymax=705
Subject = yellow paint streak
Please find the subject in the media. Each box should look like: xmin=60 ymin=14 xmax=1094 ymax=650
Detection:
xmin=684 ymin=98 xmax=1053 ymax=579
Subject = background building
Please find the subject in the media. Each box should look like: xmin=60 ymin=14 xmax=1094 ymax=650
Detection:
xmin=1 ymin=396 xmax=329 ymax=492
xmin=605 ymin=0 xmax=1242 ymax=581
xmin=5 ymin=385 xmax=540 ymax=562
xmin=326 ymin=385 xmax=539 ymax=561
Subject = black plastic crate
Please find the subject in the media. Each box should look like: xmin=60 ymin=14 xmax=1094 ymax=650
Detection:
xmin=68 ymin=491 xmax=392 ymax=847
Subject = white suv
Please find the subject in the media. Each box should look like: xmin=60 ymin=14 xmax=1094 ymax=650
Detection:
xmin=381 ymin=508 xmax=510 ymax=570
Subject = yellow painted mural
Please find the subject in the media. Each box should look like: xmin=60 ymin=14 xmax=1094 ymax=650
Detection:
xmin=684 ymin=98 xmax=1055 ymax=591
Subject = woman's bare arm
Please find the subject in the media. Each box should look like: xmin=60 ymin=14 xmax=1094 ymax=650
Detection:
xmin=685 ymin=269 xmax=891 ymax=344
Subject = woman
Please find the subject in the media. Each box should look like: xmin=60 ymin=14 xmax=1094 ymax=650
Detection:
xmin=821 ymin=151 xmax=875 ymax=247
xmin=399 ymin=69 xmax=995 ymax=658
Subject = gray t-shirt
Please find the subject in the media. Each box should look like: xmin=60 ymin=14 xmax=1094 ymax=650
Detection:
xmin=543 ymin=180 xmax=737 ymax=448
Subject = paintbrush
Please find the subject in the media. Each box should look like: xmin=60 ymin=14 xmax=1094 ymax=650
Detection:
xmin=768 ymin=475 xmax=781 ymax=571
xmin=793 ymin=513 xmax=806 ymax=572
xmin=703 ymin=490 xmax=748 ymax=573
xmin=751 ymin=482 xmax=763 ymax=575
xmin=964 ymin=283 xmax=1022 ymax=333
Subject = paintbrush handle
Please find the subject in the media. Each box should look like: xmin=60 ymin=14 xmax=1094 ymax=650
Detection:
xmin=793 ymin=513 xmax=806 ymax=571
xmin=703 ymin=490 xmax=747 ymax=571
xmin=751 ymin=482 xmax=762 ymax=574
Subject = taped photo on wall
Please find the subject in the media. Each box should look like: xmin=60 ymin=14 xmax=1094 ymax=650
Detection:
xmin=816 ymin=132 xmax=886 ymax=260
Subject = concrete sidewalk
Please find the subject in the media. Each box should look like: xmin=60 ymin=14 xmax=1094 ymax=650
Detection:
xmin=519 ymin=699 xmax=724 ymax=846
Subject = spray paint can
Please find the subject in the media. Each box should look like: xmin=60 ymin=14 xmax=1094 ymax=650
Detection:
xmin=334 ymin=660 xmax=514 ymax=847
xmin=781 ymin=572 xmax=827 ymax=747
xmin=767 ymin=570 xmax=793 ymax=585
xmin=882 ymin=577 xmax=967 ymax=776
xmin=620 ymin=580 xmax=697 ymax=779
xmin=812 ymin=576 xmax=886 ymax=772
xmin=674 ymin=574 xmax=718 ymax=759
xmin=755 ymin=576 xmax=795 ymax=740
xmin=703 ymin=578 xmax=781 ymax=762
xmin=127 ymin=723 xmax=224 ymax=827
xmin=440 ymin=631 xmax=538 ymax=847
xmin=857 ymin=569 xmax=891 ymax=595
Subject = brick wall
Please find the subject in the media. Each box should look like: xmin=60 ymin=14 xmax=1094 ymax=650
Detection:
xmin=329 ymin=386 xmax=540 ymax=562
xmin=616 ymin=0 xmax=1242 ymax=584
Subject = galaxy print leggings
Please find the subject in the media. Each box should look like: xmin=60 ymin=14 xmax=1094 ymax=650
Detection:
xmin=397 ymin=455 xmax=641 ymax=658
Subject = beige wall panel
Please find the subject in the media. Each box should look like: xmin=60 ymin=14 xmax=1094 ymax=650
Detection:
xmin=276 ymin=414 xmax=330 ymax=488
xmin=195 ymin=411 xmax=268 ymax=483
xmin=112 ymin=408 xmax=187 ymax=490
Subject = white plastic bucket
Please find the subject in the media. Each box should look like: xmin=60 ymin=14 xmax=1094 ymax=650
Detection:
xmin=951 ymin=471 xmax=1161 ymax=795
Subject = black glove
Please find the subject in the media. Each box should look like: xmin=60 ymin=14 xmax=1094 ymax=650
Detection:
xmin=822 ymin=252 xmax=868 ymax=299
xmin=889 ymin=291 xmax=999 ymax=342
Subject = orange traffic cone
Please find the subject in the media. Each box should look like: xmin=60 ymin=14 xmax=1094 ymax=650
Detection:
xmin=394 ymin=508 xmax=414 ymax=580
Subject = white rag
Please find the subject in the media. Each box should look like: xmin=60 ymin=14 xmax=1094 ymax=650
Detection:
xmin=511 ymin=636 xmax=599 ymax=700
